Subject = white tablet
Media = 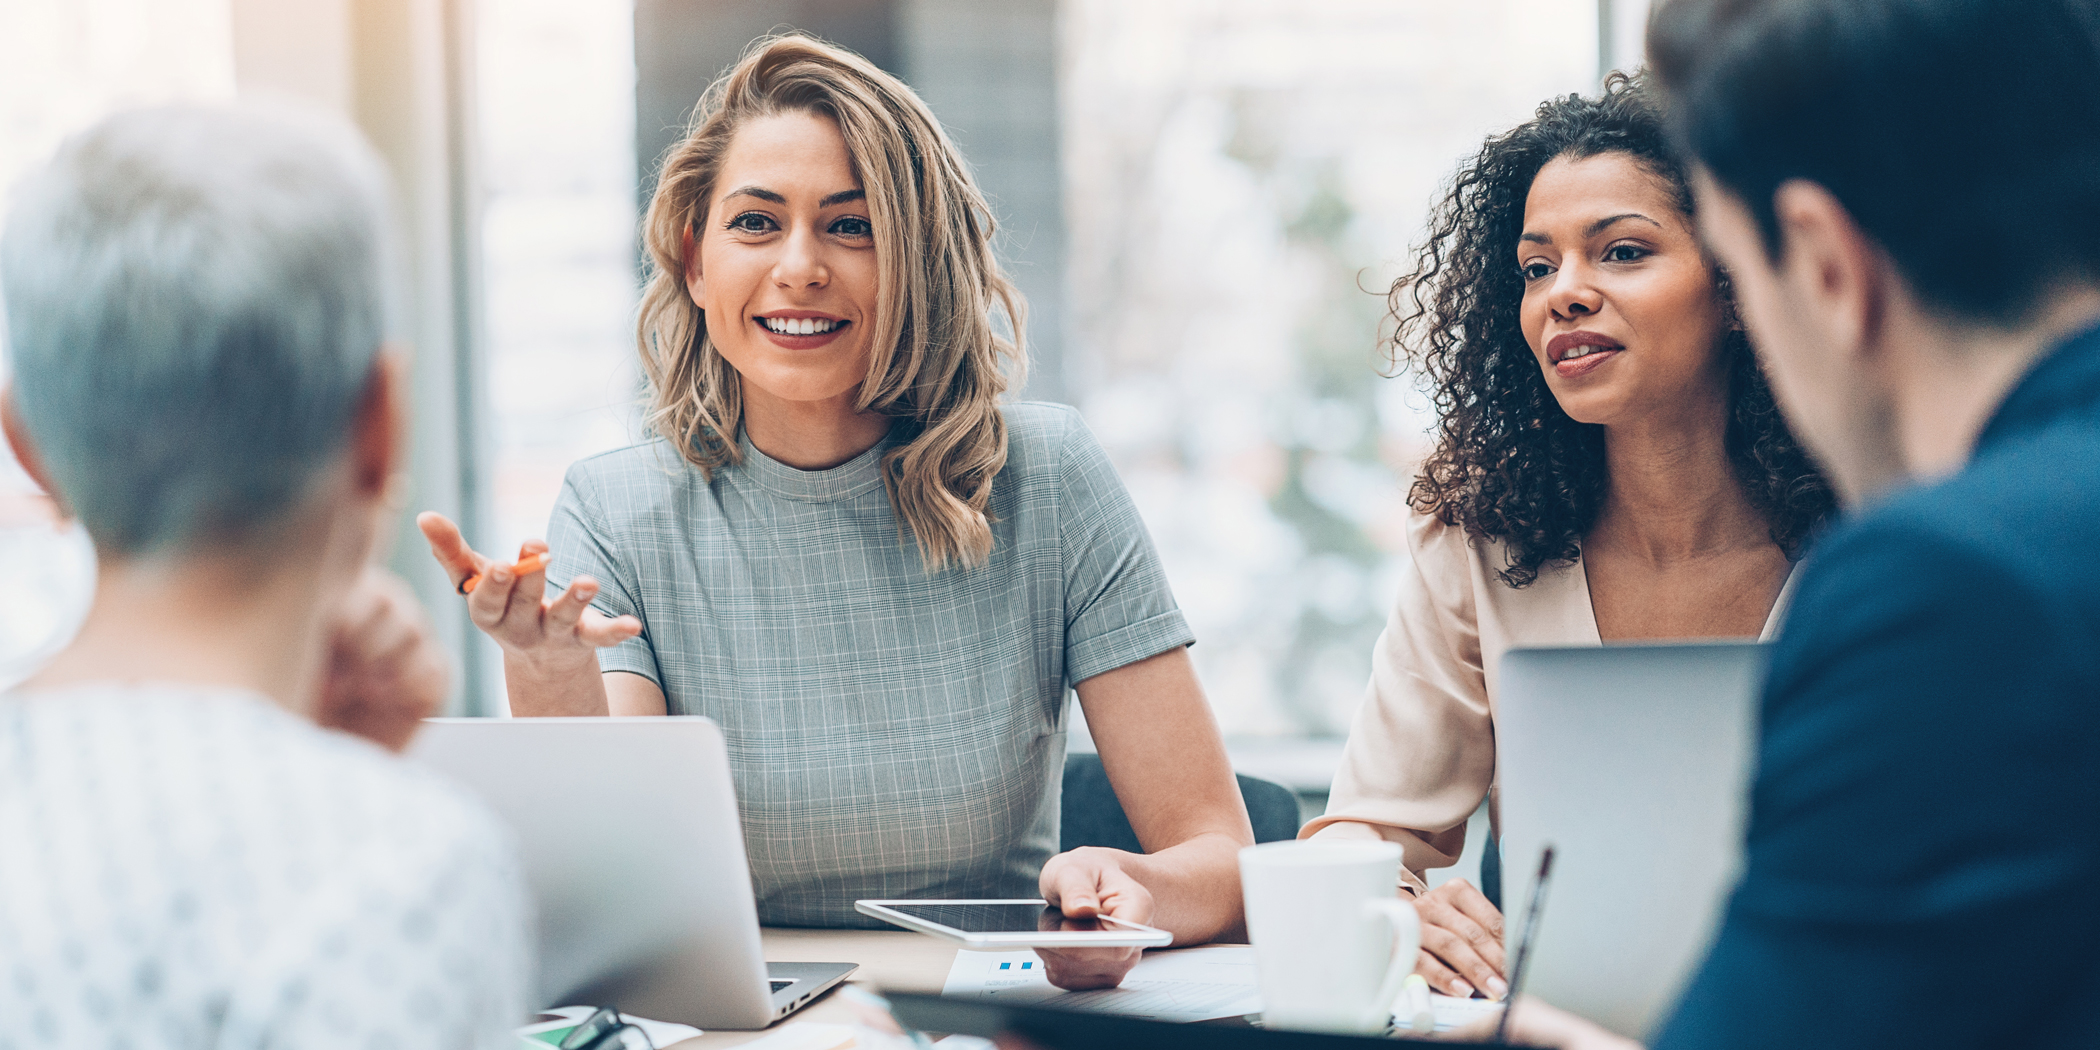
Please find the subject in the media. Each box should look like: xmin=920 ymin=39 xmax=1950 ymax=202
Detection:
xmin=854 ymin=899 xmax=1175 ymax=948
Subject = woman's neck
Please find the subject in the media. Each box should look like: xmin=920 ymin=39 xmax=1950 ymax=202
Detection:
xmin=741 ymin=383 xmax=892 ymax=471
xmin=22 ymin=545 xmax=335 ymax=711
xmin=1591 ymin=396 xmax=1770 ymax=565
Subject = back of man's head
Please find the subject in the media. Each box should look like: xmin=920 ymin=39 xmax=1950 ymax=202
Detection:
xmin=1 ymin=103 xmax=394 ymax=558
xmin=1649 ymin=0 xmax=2100 ymax=326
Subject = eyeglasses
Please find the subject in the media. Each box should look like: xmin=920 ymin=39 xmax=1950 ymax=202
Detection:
xmin=557 ymin=1006 xmax=654 ymax=1050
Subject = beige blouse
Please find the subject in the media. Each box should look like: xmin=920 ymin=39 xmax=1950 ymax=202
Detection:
xmin=1301 ymin=508 xmax=1796 ymax=896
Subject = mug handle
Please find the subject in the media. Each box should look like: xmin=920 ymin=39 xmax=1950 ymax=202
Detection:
xmin=1360 ymin=897 xmax=1423 ymax=1032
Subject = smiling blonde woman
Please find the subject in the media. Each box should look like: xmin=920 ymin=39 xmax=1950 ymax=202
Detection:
xmin=417 ymin=35 xmax=1252 ymax=990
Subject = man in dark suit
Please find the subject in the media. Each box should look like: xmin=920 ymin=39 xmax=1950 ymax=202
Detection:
xmin=1501 ymin=1 xmax=2100 ymax=1047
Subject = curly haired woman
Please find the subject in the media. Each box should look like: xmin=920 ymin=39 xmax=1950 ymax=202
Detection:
xmin=1301 ymin=73 xmax=1834 ymax=1000
xmin=416 ymin=35 xmax=1252 ymax=989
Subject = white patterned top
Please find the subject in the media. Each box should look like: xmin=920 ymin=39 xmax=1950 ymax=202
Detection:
xmin=0 ymin=685 xmax=533 ymax=1050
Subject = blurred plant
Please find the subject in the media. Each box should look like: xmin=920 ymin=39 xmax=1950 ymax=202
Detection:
xmin=1227 ymin=97 xmax=1396 ymax=733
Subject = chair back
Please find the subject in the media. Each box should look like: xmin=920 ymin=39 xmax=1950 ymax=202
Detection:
xmin=1060 ymin=751 xmax=1302 ymax=853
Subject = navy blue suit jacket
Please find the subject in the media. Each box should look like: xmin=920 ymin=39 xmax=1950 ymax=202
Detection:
xmin=1656 ymin=324 xmax=2100 ymax=1048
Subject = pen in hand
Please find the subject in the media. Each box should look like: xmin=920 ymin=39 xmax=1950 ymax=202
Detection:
xmin=457 ymin=550 xmax=550 ymax=595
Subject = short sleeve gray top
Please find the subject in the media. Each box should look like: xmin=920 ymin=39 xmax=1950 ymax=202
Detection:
xmin=546 ymin=402 xmax=1193 ymax=927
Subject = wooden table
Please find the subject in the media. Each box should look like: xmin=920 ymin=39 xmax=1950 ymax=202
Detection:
xmin=666 ymin=929 xmax=960 ymax=1046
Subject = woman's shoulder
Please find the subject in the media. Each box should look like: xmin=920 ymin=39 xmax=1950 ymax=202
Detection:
xmin=556 ymin=439 xmax=703 ymax=520
xmin=1000 ymin=401 xmax=1088 ymax=457
xmin=1401 ymin=502 xmax=1495 ymax=575
xmin=567 ymin=443 xmax=697 ymax=491
xmin=994 ymin=401 xmax=1107 ymax=484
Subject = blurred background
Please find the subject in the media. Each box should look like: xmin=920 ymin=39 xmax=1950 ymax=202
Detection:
xmin=0 ymin=0 xmax=1652 ymax=818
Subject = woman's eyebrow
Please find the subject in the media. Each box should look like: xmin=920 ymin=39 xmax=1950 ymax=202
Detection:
xmin=1585 ymin=212 xmax=1662 ymax=237
xmin=721 ymin=186 xmax=863 ymax=208
xmin=724 ymin=185 xmax=786 ymax=204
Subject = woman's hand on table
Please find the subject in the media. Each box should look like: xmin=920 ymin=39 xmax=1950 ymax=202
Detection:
xmin=1415 ymin=877 xmax=1509 ymax=1000
xmin=1034 ymin=846 xmax=1156 ymax=990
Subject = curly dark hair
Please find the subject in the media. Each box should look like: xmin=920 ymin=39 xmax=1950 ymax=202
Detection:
xmin=1389 ymin=71 xmax=1834 ymax=587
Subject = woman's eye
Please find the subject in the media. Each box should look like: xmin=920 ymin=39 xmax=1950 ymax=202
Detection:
xmin=1520 ymin=262 xmax=1554 ymax=281
xmin=830 ymin=216 xmax=873 ymax=238
xmin=726 ymin=212 xmax=777 ymax=234
xmin=1604 ymin=243 xmax=1651 ymax=263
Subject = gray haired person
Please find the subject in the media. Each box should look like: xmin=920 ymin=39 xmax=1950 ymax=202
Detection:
xmin=0 ymin=103 xmax=531 ymax=1047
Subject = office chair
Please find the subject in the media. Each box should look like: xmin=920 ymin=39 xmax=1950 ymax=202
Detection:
xmin=1060 ymin=751 xmax=1303 ymax=853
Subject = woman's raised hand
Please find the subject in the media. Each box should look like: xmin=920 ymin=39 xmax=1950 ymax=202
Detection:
xmin=415 ymin=512 xmax=642 ymax=659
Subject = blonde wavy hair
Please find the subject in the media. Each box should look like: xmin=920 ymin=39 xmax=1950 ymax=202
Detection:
xmin=636 ymin=34 xmax=1024 ymax=572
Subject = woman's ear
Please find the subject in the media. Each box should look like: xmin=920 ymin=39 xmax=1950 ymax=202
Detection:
xmin=349 ymin=348 xmax=407 ymax=501
xmin=682 ymin=224 xmax=705 ymax=307
xmin=0 ymin=385 xmax=71 ymax=517
xmin=1709 ymin=259 xmax=1749 ymax=332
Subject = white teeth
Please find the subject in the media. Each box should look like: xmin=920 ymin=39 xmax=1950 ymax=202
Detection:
xmin=763 ymin=317 xmax=841 ymax=335
xmin=1562 ymin=345 xmax=1614 ymax=361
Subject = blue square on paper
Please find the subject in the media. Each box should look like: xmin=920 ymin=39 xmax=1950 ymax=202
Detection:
xmin=999 ymin=963 xmax=1010 ymax=970
xmin=1022 ymin=962 xmax=1033 ymax=970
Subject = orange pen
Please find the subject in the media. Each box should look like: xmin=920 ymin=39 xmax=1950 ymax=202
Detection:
xmin=457 ymin=551 xmax=550 ymax=595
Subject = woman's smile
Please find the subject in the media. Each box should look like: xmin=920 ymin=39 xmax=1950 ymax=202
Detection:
xmin=755 ymin=310 xmax=851 ymax=348
xmin=1548 ymin=330 xmax=1626 ymax=379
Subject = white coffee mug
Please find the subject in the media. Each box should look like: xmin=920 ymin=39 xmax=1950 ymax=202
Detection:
xmin=1240 ymin=840 xmax=1421 ymax=1034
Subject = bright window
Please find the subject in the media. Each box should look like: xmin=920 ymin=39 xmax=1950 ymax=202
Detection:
xmin=0 ymin=0 xmax=237 ymax=687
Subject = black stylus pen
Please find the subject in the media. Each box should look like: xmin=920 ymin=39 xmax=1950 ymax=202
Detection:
xmin=1494 ymin=845 xmax=1557 ymax=1045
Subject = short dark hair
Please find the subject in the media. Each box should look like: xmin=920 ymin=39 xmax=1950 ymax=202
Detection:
xmin=1649 ymin=0 xmax=2100 ymax=325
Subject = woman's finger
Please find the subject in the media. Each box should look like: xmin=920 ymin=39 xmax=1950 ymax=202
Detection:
xmin=465 ymin=558 xmax=519 ymax=631
xmin=1442 ymin=878 xmax=1505 ymax=929
xmin=495 ymin=550 xmax=549 ymax=629
xmin=1413 ymin=949 xmax=1470 ymax=1001
xmin=544 ymin=579 xmax=596 ymax=637
xmin=1427 ymin=881 xmax=1511 ymax=978
xmin=1419 ymin=920 xmax=1495 ymax=999
xmin=1419 ymin=897 xmax=1507 ymax=998
xmin=355 ymin=596 xmax=420 ymax=665
xmin=577 ymin=611 xmax=643 ymax=649
xmin=415 ymin=511 xmax=487 ymax=590
xmin=1042 ymin=859 xmax=1104 ymax=916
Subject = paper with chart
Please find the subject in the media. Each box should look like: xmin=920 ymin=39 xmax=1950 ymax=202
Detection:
xmin=940 ymin=944 xmax=1263 ymax=1023
xmin=942 ymin=945 xmax=1505 ymax=1033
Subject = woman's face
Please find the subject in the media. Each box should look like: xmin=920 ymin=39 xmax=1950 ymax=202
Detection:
xmin=1516 ymin=152 xmax=1729 ymax=429
xmin=686 ymin=110 xmax=880 ymax=409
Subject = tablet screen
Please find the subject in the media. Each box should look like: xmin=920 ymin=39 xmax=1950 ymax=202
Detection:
xmin=884 ymin=903 xmax=1121 ymax=934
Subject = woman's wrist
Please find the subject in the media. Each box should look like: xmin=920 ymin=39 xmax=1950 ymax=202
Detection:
xmin=1110 ymin=831 xmax=1248 ymax=944
xmin=501 ymin=648 xmax=609 ymax=716
xmin=502 ymin=643 xmax=599 ymax=677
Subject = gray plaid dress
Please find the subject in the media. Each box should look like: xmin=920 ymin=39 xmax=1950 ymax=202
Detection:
xmin=547 ymin=402 xmax=1193 ymax=926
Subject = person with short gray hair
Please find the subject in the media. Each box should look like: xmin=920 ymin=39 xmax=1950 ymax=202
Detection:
xmin=0 ymin=103 xmax=531 ymax=1048
xmin=4 ymin=101 xmax=390 ymax=555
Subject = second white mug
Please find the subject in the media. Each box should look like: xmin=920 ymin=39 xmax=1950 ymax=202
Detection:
xmin=1240 ymin=839 xmax=1421 ymax=1034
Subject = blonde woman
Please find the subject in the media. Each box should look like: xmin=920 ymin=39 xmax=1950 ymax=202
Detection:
xmin=417 ymin=36 xmax=1251 ymax=989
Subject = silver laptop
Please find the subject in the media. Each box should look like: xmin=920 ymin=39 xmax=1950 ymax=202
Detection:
xmin=1495 ymin=643 xmax=1768 ymax=1040
xmin=408 ymin=716 xmax=855 ymax=1029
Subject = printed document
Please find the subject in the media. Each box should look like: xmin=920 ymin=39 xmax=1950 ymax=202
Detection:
xmin=940 ymin=945 xmax=1262 ymax=1023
